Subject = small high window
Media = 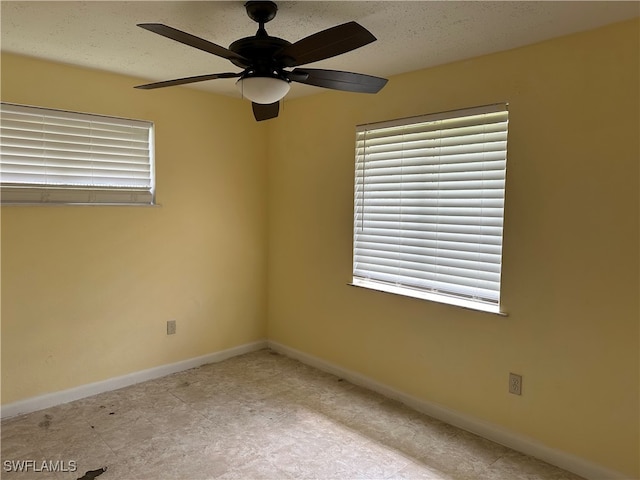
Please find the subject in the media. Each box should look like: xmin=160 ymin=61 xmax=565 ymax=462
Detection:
xmin=0 ymin=103 xmax=155 ymax=205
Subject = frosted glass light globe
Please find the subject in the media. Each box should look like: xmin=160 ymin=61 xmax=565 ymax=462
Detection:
xmin=236 ymin=77 xmax=290 ymax=104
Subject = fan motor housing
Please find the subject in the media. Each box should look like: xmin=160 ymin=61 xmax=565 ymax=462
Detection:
xmin=228 ymin=35 xmax=291 ymax=70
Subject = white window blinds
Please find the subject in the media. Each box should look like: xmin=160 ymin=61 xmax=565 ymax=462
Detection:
xmin=353 ymin=103 xmax=508 ymax=313
xmin=0 ymin=102 xmax=154 ymax=205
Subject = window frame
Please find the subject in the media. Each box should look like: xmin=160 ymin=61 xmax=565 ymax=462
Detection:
xmin=0 ymin=102 xmax=155 ymax=206
xmin=351 ymin=103 xmax=509 ymax=314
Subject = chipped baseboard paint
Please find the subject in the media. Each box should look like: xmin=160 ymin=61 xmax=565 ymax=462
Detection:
xmin=0 ymin=340 xmax=267 ymax=419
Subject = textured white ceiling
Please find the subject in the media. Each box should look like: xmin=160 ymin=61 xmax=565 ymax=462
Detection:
xmin=2 ymin=1 xmax=638 ymax=100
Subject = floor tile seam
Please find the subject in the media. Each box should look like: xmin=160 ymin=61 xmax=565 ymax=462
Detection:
xmin=176 ymin=400 xmax=221 ymax=428
xmin=483 ymin=451 xmax=586 ymax=480
xmin=143 ymin=389 xmax=213 ymax=415
xmin=385 ymin=458 xmax=449 ymax=480
xmin=329 ymin=455 xmax=372 ymax=477
xmin=35 ymin=414 xmax=102 ymax=450
xmin=92 ymin=425 xmax=123 ymax=460
xmin=471 ymin=455 xmax=526 ymax=480
xmin=87 ymin=409 xmax=150 ymax=433
xmin=486 ymin=453 xmax=504 ymax=467
xmin=167 ymin=389 xmax=193 ymax=408
xmin=89 ymin=413 xmax=171 ymax=456
xmin=457 ymin=435 xmax=509 ymax=467
xmin=246 ymin=387 xmax=305 ymax=413
xmin=234 ymin=453 xmax=297 ymax=480
xmin=350 ymin=452 xmax=413 ymax=480
xmin=0 ymin=445 xmax=51 ymax=469
xmin=409 ymin=439 xmax=505 ymax=474
xmin=348 ymin=435 xmax=426 ymax=477
xmin=57 ymin=414 xmax=123 ymax=463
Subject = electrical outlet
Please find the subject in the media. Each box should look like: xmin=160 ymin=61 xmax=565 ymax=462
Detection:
xmin=509 ymin=373 xmax=522 ymax=395
xmin=167 ymin=320 xmax=176 ymax=335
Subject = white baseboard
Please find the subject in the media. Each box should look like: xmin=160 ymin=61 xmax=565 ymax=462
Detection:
xmin=1 ymin=338 xmax=630 ymax=479
xmin=1 ymin=340 xmax=267 ymax=420
xmin=267 ymin=340 xmax=630 ymax=480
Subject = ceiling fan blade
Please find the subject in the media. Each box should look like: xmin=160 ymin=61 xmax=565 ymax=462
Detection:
xmin=289 ymin=68 xmax=388 ymax=94
xmin=276 ymin=21 xmax=376 ymax=68
xmin=138 ymin=23 xmax=250 ymax=67
xmin=252 ymin=102 xmax=279 ymax=121
xmin=135 ymin=72 xmax=241 ymax=90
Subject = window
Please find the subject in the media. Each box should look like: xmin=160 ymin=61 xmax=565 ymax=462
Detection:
xmin=0 ymin=102 xmax=154 ymax=205
xmin=352 ymin=103 xmax=508 ymax=314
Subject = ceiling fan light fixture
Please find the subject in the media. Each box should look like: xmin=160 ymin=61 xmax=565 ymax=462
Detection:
xmin=136 ymin=2 xmax=387 ymax=120
xmin=236 ymin=76 xmax=290 ymax=104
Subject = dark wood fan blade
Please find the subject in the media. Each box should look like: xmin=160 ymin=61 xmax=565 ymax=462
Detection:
xmin=276 ymin=22 xmax=376 ymax=68
xmin=284 ymin=70 xmax=309 ymax=82
xmin=252 ymin=102 xmax=279 ymax=121
xmin=138 ymin=24 xmax=250 ymax=66
xmin=135 ymin=72 xmax=241 ymax=90
xmin=290 ymin=68 xmax=388 ymax=94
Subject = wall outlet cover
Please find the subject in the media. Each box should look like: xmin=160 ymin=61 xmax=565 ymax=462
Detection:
xmin=167 ymin=320 xmax=176 ymax=335
xmin=509 ymin=373 xmax=522 ymax=395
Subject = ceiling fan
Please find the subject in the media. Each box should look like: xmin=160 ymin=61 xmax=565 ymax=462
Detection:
xmin=135 ymin=1 xmax=388 ymax=121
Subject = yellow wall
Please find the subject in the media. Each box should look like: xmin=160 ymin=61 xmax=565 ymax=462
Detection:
xmin=1 ymin=18 xmax=638 ymax=479
xmin=1 ymin=53 xmax=268 ymax=403
xmin=266 ymin=19 xmax=639 ymax=477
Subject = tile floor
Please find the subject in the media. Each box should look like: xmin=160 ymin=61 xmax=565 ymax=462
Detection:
xmin=1 ymin=349 xmax=585 ymax=480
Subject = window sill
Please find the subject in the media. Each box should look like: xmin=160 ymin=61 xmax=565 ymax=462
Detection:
xmin=348 ymin=279 xmax=507 ymax=316
xmin=1 ymin=202 xmax=161 ymax=207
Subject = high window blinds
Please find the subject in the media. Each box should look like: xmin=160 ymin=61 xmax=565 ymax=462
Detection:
xmin=353 ymin=103 xmax=508 ymax=313
xmin=0 ymin=103 xmax=154 ymax=205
